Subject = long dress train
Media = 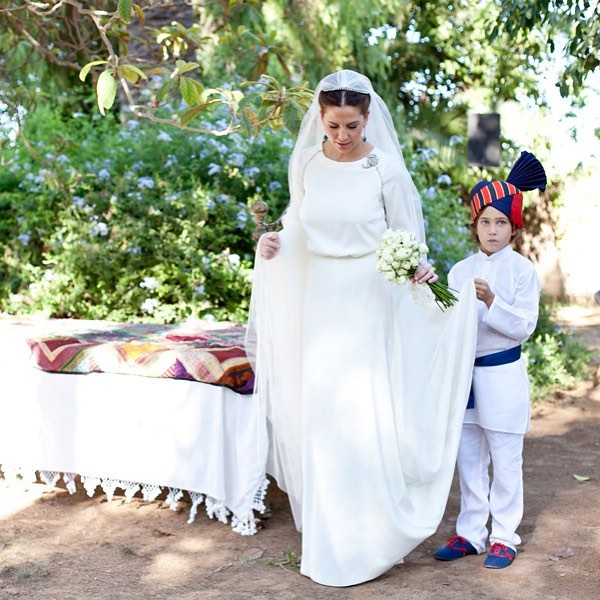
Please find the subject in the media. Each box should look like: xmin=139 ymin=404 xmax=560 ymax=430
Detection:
xmin=248 ymin=146 xmax=477 ymax=587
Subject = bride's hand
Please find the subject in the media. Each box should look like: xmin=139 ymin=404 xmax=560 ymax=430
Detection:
xmin=259 ymin=232 xmax=281 ymax=260
xmin=413 ymin=260 xmax=438 ymax=284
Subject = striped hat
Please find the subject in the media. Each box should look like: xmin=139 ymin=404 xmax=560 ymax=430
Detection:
xmin=469 ymin=151 xmax=547 ymax=228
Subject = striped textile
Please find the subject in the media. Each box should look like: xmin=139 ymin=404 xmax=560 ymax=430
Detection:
xmin=23 ymin=319 xmax=254 ymax=394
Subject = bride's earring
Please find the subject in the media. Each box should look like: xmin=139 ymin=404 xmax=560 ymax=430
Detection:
xmin=362 ymin=128 xmax=367 ymax=142
xmin=323 ymin=134 xmax=328 ymax=141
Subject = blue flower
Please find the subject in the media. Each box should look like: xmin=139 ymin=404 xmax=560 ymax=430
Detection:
xmin=91 ymin=222 xmax=109 ymax=236
xmin=137 ymin=176 xmax=155 ymax=189
xmin=230 ymin=153 xmax=245 ymax=167
xmin=157 ymin=131 xmax=172 ymax=142
xmin=244 ymin=166 xmax=260 ymax=178
xmin=424 ymin=186 xmax=436 ymax=199
xmin=34 ymin=169 xmax=51 ymax=184
xmin=417 ymin=147 xmax=439 ymax=160
xmin=236 ymin=209 xmax=248 ymax=228
xmin=437 ymin=174 xmax=452 ymax=185
xmin=208 ymin=163 xmax=222 ymax=176
xmin=97 ymin=168 xmax=111 ymax=181
xmin=18 ymin=232 xmax=31 ymax=246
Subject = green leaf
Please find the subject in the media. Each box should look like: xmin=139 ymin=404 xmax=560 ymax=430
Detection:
xmin=118 ymin=0 xmax=132 ymax=23
xmin=237 ymin=94 xmax=261 ymax=113
xmin=200 ymin=88 xmax=220 ymax=102
xmin=179 ymin=100 xmax=220 ymax=126
xmin=275 ymin=52 xmax=291 ymax=78
xmin=120 ymin=64 xmax=147 ymax=83
xmin=132 ymin=3 xmax=144 ymax=26
xmin=281 ymin=100 xmax=304 ymax=135
xmin=97 ymin=70 xmax=117 ymax=115
xmin=257 ymin=105 xmax=270 ymax=122
xmin=238 ymin=108 xmax=257 ymax=136
xmin=146 ymin=67 xmax=171 ymax=75
xmin=179 ymin=104 xmax=204 ymax=127
xmin=79 ymin=60 xmax=108 ymax=82
xmin=231 ymin=90 xmax=244 ymax=103
xmin=178 ymin=62 xmax=201 ymax=74
xmin=180 ymin=76 xmax=203 ymax=106
xmin=155 ymin=79 xmax=175 ymax=103
xmin=573 ymin=474 xmax=591 ymax=482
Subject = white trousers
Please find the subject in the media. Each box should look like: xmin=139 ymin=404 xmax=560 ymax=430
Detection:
xmin=456 ymin=423 xmax=524 ymax=553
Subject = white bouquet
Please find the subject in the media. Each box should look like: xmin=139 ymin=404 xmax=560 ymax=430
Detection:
xmin=375 ymin=229 xmax=457 ymax=310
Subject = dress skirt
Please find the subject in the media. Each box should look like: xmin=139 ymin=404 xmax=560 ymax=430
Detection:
xmin=299 ymin=251 xmax=477 ymax=586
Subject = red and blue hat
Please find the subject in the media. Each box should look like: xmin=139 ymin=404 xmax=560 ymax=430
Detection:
xmin=469 ymin=151 xmax=547 ymax=228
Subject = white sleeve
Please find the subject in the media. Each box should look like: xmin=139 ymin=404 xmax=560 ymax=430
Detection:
xmin=483 ymin=267 xmax=541 ymax=340
xmin=379 ymin=157 xmax=425 ymax=243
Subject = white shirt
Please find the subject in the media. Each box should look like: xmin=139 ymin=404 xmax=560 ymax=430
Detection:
xmin=448 ymin=245 xmax=540 ymax=358
xmin=448 ymin=245 xmax=541 ymax=433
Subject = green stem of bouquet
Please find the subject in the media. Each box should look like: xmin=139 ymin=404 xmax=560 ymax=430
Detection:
xmin=428 ymin=281 xmax=459 ymax=311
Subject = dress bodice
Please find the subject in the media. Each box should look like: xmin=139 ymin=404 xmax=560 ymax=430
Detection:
xmin=299 ymin=150 xmax=386 ymax=257
xmin=298 ymin=147 xmax=420 ymax=258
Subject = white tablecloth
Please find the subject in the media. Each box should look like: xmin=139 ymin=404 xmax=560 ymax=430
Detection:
xmin=0 ymin=318 xmax=268 ymax=534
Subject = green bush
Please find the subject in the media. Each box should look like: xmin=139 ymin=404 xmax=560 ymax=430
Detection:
xmin=1 ymin=105 xmax=292 ymax=322
xmin=523 ymin=298 xmax=594 ymax=402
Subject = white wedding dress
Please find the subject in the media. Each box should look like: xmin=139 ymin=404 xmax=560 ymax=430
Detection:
xmin=249 ymin=146 xmax=477 ymax=587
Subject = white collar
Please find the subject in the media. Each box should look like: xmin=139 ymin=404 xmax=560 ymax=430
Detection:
xmin=476 ymin=244 xmax=513 ymax=262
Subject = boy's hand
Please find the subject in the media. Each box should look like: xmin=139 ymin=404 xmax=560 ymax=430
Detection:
xmin=474 ymin=278 xmax=495 ymax=307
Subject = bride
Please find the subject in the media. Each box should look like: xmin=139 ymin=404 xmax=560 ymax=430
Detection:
xmin=247 ymin=69 xmax=477 ymax=587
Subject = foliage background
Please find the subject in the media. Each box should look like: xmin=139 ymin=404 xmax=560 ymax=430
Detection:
xmin=0 ymin=0 xmax=597 ymax=399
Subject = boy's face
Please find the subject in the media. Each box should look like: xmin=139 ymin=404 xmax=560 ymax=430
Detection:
xmin=475 ymin=205 xmax=516 ymax=256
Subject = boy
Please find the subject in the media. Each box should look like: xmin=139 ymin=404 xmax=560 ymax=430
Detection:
xmin=434 ymin=151 xmax=547 ymax=568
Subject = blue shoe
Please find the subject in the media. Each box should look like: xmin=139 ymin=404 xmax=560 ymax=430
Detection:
xmin=484 ymin=543 xmax=516 ymax=568
xmin=434 ymin=536 xmax=478 ymax=561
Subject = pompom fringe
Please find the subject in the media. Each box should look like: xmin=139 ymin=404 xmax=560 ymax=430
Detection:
xmin=1 ymin=465 xmax=268 ymax=536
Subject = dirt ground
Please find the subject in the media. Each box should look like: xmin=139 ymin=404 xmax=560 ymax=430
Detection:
xmin=1 ymin=305 xmax=599 ymax=600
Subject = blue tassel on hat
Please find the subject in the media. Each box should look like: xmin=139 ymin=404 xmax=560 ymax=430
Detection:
xmin=506 ymin=151 xmax=547 ymax=192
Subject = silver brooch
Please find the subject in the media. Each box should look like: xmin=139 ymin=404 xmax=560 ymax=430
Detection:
xmin=362 ymin=153 xmax=379 ymax=169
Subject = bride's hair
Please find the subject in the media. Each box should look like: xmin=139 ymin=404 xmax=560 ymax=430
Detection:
xmin=318 ymin=89 xmax=371 ymax=116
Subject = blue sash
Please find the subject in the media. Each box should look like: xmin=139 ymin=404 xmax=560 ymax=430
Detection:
xmin=467 ymin=345 xmax=522 ymax=409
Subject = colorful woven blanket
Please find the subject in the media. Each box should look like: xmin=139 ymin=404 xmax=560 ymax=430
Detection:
xmin=24 ymin=319 xmax=254 ymax=394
